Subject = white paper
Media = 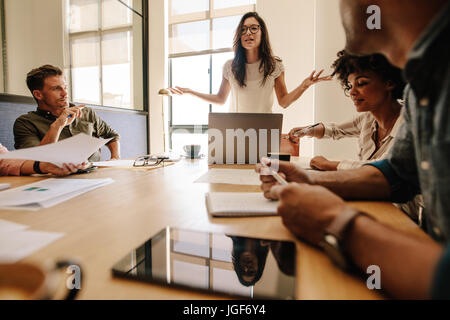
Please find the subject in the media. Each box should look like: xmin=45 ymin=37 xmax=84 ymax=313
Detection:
xmin=0 ymin=178 xmax=114 ymax=210
xmin=32 ymin=179 xmax=114 ymax=209
xmin=92 ymin=160 xmax=135 ymax=167
xmin=0 ymin=134 xmax=112 ymax=167
xmin=0 ymin=183 xmax=10 ymax=191
xmin=195 ymin=169 xmax=261 ymax=186
xmin=0 ymin=219 xmax=29 ymax=233
xmin=205 ymin=192 xmax=279 ymax=217
xmin=0 ymin=230 xmax=64 ymax=263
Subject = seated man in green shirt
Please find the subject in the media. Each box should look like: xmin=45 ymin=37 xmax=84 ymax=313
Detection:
xmin=14 ymin=65 xmax=120 ymax=162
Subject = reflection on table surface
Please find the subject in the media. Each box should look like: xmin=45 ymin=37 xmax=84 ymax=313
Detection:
xmin=112 ymin=227 xmax=296 ymax=299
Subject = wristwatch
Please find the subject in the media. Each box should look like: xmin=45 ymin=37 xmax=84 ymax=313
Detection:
xmin=320 ymin=208 xmax=372 ymax=271
xmin=33 ymin=161 xmax=43 ymax=174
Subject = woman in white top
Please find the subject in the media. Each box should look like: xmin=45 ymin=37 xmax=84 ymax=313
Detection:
xmin=169 ymin=12 xmax=331 ymax=113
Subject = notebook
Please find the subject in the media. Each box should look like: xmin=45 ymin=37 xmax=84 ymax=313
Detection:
xmin=205 ymin=192 xmax=279 ymax=217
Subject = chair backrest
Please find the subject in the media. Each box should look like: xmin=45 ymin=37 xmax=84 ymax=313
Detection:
xmin=0 ymin=94 xmax=148 ymax=160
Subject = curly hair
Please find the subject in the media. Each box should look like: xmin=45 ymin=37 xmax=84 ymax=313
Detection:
xmin=331 ymin=50 xmax=406 ymax=99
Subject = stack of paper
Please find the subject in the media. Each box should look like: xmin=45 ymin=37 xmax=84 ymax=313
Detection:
xmin=0 ymin=178 xmax=114 ymax=211
xmin=205 ymin=192 xmax=279 ymax=217
xmin=0 ymin=219 xmax=64 ymax=263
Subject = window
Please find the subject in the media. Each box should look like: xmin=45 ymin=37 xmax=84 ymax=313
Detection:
xmin=168 ymin=0 xmax=256 ymax=155
xmin=66 ymin=0 xmax=146 ymax=110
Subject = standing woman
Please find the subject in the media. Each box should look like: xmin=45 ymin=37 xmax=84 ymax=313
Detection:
xmin=169 ymin=12 xmax=331 ymax=113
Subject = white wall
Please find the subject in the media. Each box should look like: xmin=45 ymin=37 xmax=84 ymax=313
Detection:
xmin=4 ymin=0 xmax=64 ymax=96
xmin=258 ymin=0 xmax=358 ymax=159
xmin=313 ymin=0 xmax=358 ymax=160
xmin=258 ymin=0 xmax=316 ymax=157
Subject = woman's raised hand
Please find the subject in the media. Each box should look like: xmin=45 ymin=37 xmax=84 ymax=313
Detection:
xmin=301 ymin=70 xmax=333 ymax=89
xmin=168 ymin=87 xmax=192 ymax=95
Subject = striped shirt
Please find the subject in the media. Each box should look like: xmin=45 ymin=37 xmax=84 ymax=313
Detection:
xmin=322 ymin=111 xmax=404 ymax=170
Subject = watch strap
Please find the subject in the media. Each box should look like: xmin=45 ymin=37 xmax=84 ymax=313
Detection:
xmin=325 ymin=208 xmax=372 ymax=242
xmin=33 ymin=161 xmax=43 ymax=174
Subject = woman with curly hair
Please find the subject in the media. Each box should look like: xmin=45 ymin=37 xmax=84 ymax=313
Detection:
xmin=289 ymin=50 xmax=406 ymax=171
xmin=169 ymin=12 xmax=331 ymax=113
xmin=288 ymin=50 xmax=423 ymax=221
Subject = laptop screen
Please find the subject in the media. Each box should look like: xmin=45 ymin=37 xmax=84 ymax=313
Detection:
xmin=208 ymin=112 xmax=283 ymax=164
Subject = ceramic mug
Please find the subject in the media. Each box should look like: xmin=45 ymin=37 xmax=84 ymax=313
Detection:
xmin=267 ymin=152 xmax=291 ymax=162
xmin=183 ymin=144 xmax=201 ymax=159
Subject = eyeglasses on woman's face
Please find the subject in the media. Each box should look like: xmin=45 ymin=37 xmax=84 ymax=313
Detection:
xmin=241 ymin=24 xmax=260 ymax=35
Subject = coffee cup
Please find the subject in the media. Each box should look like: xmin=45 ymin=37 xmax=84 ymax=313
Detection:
xmin=267 ymin=152 xmax=291 ymax=162
xmin=183 ymin=144 xmax=201 ymax=159
xmin=0 ymin=260 xmax=82 ymax=300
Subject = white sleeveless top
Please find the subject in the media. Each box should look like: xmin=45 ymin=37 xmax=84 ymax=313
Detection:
xmin=223 ymin=58 xmax=285 ymax=113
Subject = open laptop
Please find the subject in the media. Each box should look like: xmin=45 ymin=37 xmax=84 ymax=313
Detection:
xmin=208 ymin=113 xmax=283 ymax=164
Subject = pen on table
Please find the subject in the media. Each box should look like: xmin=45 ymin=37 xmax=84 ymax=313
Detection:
xmin=261 ymin=162 xmax=288 ymax=185
xmin=293 ymin=123 xmax=320 ymax=137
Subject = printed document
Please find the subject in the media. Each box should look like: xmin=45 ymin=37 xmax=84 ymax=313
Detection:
xmin=0 ymin=229 xmax=64 ymax=263
xmin=0 ymin=134 xmax=112 ymax=167
xmin=0 ymin=178 xmax=114 ymax=211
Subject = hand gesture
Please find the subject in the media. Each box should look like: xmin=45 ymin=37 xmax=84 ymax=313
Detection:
xmin=288 ymin=126 xmax=311 ymax=143
xmin=54 ymin=105 xmax=85 ymax=128
xmin=168 ymin=87 xmax=191 ymax=96
xmin=301 ymin=70 xmax=333 ymax=90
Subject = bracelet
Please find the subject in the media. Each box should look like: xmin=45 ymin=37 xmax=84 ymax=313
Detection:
xmin=33 ymin=161 xmax=43 ymax=174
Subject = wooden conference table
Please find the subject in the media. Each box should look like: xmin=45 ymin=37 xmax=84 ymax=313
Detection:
xmin=0 ymin=158 xmax=431 ymax=300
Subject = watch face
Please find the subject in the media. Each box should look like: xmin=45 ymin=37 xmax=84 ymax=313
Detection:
xmin=321 ymin=234 xmax=349 ymax=270
xmin=324 ymin=234 xmax=338 ymax=247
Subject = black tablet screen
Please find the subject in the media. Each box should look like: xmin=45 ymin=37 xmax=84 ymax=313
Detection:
xmin=112 ymin=227 xmax=296 ymax=299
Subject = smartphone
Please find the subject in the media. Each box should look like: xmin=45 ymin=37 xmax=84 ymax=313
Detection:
xmin=111 ymin=227 xmax=296 ymax=299
xmin=74 ymin=165 xmax=97 ymax=175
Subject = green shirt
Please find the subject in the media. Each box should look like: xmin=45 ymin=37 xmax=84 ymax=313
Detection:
xmin=13 ymin=107 xmax=120 ymax=162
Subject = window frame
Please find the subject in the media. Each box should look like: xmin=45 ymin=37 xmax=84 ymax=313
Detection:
xmin=168 ymin=0 xmax=256 ymax=151
xmin=66 ymin=0 xmax=149 ymax=112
